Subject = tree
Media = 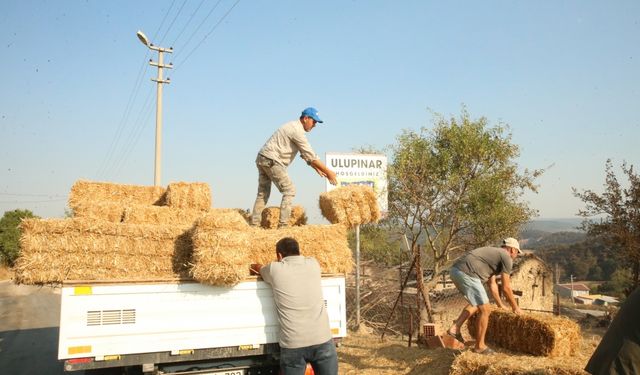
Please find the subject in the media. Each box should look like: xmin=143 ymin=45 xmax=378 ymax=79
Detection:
xmin=388 ymin=108 xmax=542 ymax=278
xmin=348 ymin=221 xmax=405 ymax=266
xmin=573 ymin=160 xmax=640 ymax=294
xmin=0 ymin=209 xmax=37 ymax=266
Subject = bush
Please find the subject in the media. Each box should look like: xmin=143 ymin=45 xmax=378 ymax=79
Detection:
xmin=0 ymin=209 xmax=37 ymax=266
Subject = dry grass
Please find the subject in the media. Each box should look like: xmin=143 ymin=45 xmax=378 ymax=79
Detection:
xmin=338 ymin=326 xmax=601 ymax=375
xmin=338 ymin=330 xmax=456 ymax=375
xmin=0 ymin=265 xmax=12 ymax=281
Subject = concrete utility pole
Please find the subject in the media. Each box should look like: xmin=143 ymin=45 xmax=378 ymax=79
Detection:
xmin=136 ymin=30 xmax=173 ymax=186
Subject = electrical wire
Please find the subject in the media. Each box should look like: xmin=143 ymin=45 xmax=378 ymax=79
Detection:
xmin=98 ymin=1 xmax=178 ymax=180
xmin=172 ymin=0 xmax=224 ymax=62
xmin=160 ymin=0 xmax=188 ymax=46
xmin=173 ymin=0 xmax=241 ymax=72
xmin=171 ymin=0 xmax=207 ymax=47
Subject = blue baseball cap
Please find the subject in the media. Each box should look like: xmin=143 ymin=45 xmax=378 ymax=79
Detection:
xmin=301 ymin=107 xmax=323 ymax=123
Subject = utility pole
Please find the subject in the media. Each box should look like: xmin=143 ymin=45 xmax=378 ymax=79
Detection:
xmin=570 ymin=274 xmax=575 ymax=306
xmin=136 ymin=31 xmax=173 ymax=187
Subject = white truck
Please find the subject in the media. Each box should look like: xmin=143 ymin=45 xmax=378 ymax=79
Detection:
xmin=58 ymin=276 xmax=347 ymax=374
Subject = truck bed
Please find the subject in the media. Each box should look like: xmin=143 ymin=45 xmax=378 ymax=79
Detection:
xmin=58 ymin=276 xmax=347 ymax=371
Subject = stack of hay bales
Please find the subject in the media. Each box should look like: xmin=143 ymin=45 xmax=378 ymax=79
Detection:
xmin=16 ymin=180 xmax=355 ymax=287
xmin=260 ymin=205 xmax=307 ymax=229
xmin=15 ymin=180 xmax=212 ymax=284
xmin=319 ymin=185 xmax=380 ymax=227
xmin=14 ymin=218 xmax=193 ymax=284
xmin=191 ymin=217 xmax=352 ymax=286
xmin=467 ymin=309 xmax=582 ymax=357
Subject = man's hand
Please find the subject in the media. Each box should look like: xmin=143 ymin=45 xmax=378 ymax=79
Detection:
xmin=310 ymin=159 xmax=337 ymax=185
xmin=513 ymin=306 xmax=523 ymax=315
xmin=250 ymin=264 xmax=263 ymax=276
xmin=326 ymin=170 xmax=337 ymax=185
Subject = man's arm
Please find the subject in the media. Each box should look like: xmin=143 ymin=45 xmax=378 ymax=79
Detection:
xmin=500 ymin=272 xmax=523 ymax=314
xmin=250 ymin=263 xmax=263 ymax=276
xmin=310 ymin=159 xmax=337 ymax=185
xmin=488 ymin=275 xmax=506 ymax=309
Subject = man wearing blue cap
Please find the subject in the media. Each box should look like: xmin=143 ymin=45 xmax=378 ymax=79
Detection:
xmin=251 ymin=107 xmax=337 ymax=228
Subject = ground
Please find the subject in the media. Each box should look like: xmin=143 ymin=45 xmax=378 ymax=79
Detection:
xmin=338 ymin=323 xmax=604 ymax=375
xmin=0 ymin=269 xmax=604 ymax=375
xmin=338 ymin=330 xmax=455 ymax=374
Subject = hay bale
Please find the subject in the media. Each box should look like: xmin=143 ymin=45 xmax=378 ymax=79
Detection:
xmin=450 ymin=351 xmax=588 ymax=375
xmin=69 ymin=180 xmax=166 ymax=210
xmin=14 ymin=218 xmax=193 ymax=284
xmin=123 ymin=205 xmax=207 ymax=226
xmin=72 ymin=202 xmax=124 ymax=222
xmin=319 ymin=185 xmax=380 ymax=227
xmin=165 ymin=182 xmax=211 ymax=211
xmin=467 ymin=309 xmax=581 ymax=357
xmin=260 ymin=205 xmax=308 ymax=229
xmin=194 ymin=209 xmax=250 ymax=231
xmin=192 ymin=224 xmax=352 ymax=286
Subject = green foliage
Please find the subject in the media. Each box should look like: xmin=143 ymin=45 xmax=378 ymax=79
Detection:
xmin=387 ymin=108 xmax=542 ymax=273
xmin=348 ymin=223 xmax=405 ymax=266
xmin=0 ymin=209 xmax=37 ymax=266
xmin=596 ymin=269 xmax=633 ymax=298
xmin=574 ymin=160 xmax=640 ymax=294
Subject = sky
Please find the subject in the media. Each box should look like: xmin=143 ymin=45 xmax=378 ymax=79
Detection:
xmin=1 ymin=0 xmax=639 ymax=224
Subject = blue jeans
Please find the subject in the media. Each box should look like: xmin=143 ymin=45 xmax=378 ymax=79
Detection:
xmin=280 ymin=339 xmax=338 ymax=375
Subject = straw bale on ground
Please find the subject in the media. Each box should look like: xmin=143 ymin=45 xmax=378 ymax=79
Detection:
xmin=467 ymin=309 xmax=581 ymax=357
xmin=14 ymin=218 xmax=192 ymax=284
xmin=122 ymin=205 xmax=207 ymax=226
xmin=72 ymin=202 xmax=125 ymax=222
xmin=166 ymin=182 xmax=211 ymax=211
xmin=69 ymin=180 xmax=166 ymax=210
xmin=449 ymin=351 xmax=588 ymax=375
xmin=260 ymin=206 xmax=308 ymax=229
xmin=319 ymin=185 xmax=380 ymax=227
xmin=192 ymin=224 xmax=352 ymax=286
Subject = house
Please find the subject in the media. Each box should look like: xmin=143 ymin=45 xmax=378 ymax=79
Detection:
xmin=555 ymin=283 xmax=590 ymax=298
xmin=593 ymin=295 xmax=619 ymax=306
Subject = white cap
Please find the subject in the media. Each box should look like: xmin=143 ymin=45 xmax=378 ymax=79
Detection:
xmin=502 ymin=237 xmax=522 ymax=254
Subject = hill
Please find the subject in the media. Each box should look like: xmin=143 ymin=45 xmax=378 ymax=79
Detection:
xmin=523 ymin=218 xmax=584 ymax=233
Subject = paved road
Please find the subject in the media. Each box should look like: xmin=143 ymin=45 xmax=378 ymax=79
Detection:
xmin=0 ymin=280 xmax=65 ymax=374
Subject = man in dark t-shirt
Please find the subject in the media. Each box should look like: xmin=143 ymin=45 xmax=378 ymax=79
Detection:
xmin=446 ymin=238 xmax=523 ymax=354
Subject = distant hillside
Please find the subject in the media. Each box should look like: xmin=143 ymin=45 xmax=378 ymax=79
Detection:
xmin=520 ymin=230 xmax=587 ymax=249
xmin=523 ymin=218 xmax=584 ymax=233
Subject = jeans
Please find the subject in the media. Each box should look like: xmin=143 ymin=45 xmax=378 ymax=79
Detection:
xmin=280 ymin=339 xmax=338 ymax=375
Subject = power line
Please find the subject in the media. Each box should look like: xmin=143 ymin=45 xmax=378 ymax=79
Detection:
xmin=110 ymin=87 xmax=156 ymax=179
xmin=0 ymin=198 xmax=67 ymax=204
xmin=173 ymin=0 xmax=241 ymax=72
xmin=171 ymin=0 xmax=207 ymax=47
xmin=152 ymin=0 xmax=177 ymax=42
xmin=172 ymin=0 xmax=224 ymax=62
xmin=98 ymin=1 xmax=179 ymax=180
xmin=0 ymin=193 xmax=66 ymax=197
xmin=160 ymin=0 xmax=188 ymax=45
